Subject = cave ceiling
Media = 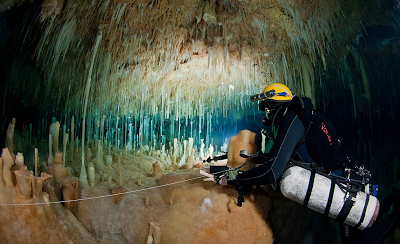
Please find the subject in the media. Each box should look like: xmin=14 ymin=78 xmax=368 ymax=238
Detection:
xmin=3 ymin=0 xmax=395 ymax=118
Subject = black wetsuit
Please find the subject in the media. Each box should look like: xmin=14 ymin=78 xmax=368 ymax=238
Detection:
xmin=239 ymin=110 xmax=305 ymax=186
xmin=238 ymin=96 xmax=347 ymax=186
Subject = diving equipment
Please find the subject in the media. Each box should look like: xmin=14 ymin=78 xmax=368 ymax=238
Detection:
xmin=280 ymin=165 xmax=379 ymax=230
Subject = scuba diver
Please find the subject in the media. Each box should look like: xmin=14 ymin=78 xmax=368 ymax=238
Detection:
xmin=201 ymin=83 xmax=349 ymax=186
xmin=200 ymin=83 xmax=400 ymax=244
xmin=233 ymin=83 xmax=349 ymax=185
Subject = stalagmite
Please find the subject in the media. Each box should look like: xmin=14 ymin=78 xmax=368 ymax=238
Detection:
xmin=14 ymin=152 xmax=24 ymax=169
xmin=69 ymin=115 xmax=74 ymax=163
xmin=63 ymin=133 xmax=69 ymax=166
xmin=183 ymin=139 xmax=187 ymax=160
xmin=187 ymin=137 xmax=194 ymax=169
xmin=153 ymin=161 xmax=161 ymax=178
xmin=80 ymin=165 xmax=89 ymax=189
xmin=89 ymin=165 xmax=95 ymax=187
xmin=49 ymin=134 xmax=53 ymax=158
xmin=63 ymin=123 xmax=66 ymax=148
xmin=208 ymin=144 xmax=214 ymax=159
xmin=86 ymin=147 xmax=91 ymax=165
xmin=96 ymin=139 xmax=104 ymax=172
xmin=140 ymin=145 xmax=144 ymax=166
xmin=200 ymin=142 xmax=205 ymax=160
xmin=31 ymin=175 xmax=37 ymax=197
xmin=188 ymin=148 xmax=194 ymax=170
xmin=147 ymin=222 xmax=161 ymax=244
xmin=173 ymin=138 xmax=178 ymax=168
xmin=48 ymin=152 xmax=68 ymax=183
xmin=34 ymin=148 xmax=38 ymax=176
xmin=49 ymin=119 xmax=61 ymax=153
xmin=222 ymin=138 xmax=228 ymax=152
xmin=105 ymin=155 xmax=112 ymax=166
xmin=6 ymin=118 xmax=16 ymax=155
xmin=161 ymin=144 xmax=165 ymax=163
xmin=2 ymin=148 xmax=14 ymax=187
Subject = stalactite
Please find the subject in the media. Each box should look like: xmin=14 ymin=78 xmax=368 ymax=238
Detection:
xmin=301 ymin=55 xmax=314 ymax=104
xmin=48 ymin=18 xmax=77 ymax=85
xmin=348 ymin=83 xmax=358 ymax=118
xmin=80 ymin=29 xmax=103 ymax=188
xmin=350 ymin=46 xmax=371 ymax=105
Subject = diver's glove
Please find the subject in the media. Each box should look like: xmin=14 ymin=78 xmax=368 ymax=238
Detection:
xmin=218 ymin=169 xmax=241 ymax=185
xmin=200 ymin=168 xmax=246 ymax=207
xmin=200 ymin=166 xmax=230 ymax=185
xmin=200 ymin=167 xmax=240 ymax=186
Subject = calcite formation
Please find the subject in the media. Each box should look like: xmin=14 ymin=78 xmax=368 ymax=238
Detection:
xmin=76 ymin=173 xmax=275 ymax=244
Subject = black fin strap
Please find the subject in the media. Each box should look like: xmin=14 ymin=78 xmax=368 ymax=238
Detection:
xmin=354 ymin=194 xmax=370 ymax=229
xmin=324 ymin=178 xmax=336 ymax=216
xmin=336 ymin=193 xmax=356 ymax=223
xmin=303 ymin=169 xmax=316 ymax=207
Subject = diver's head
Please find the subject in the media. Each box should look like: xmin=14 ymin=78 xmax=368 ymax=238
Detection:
xmin=257 ymin=83 xmax=294 ymax=126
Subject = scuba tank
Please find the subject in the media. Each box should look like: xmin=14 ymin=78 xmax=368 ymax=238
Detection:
xmin=280 ymin=165 xmax=379 ymax=230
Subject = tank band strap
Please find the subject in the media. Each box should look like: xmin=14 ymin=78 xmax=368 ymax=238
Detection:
xmin=354 ymin=194 xmax=370 ymax=229
xmin=336 ymin=193 xmax=356 ymax=223
xmin=324 ymin=178 xmax=336 ymax=216
xmin=303 ymin=169 xmax=316 ymax=207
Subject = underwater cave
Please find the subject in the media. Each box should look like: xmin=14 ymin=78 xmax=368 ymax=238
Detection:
xmin=0 ymin=0 xmax=400 ymax=243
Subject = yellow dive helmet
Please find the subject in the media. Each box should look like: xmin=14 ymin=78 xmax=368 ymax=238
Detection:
xmin=261 ymin=83 xmax=294 ymax=102
xmin=250 ymin=83 xmax=294 ymax=112
xmin=251 ymin=83 xmax=294 ymax=126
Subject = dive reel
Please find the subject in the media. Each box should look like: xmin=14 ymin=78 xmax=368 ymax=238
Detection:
xmin=207 ymin=150 xmax=267 ymax=207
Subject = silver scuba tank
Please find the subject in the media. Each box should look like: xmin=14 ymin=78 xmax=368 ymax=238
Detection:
xmin=279 ymin=166 xmax=379 ymax=230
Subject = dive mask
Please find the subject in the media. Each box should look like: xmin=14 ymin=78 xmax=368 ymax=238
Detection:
xmin=260 ymin=100 xmax=285 ymax=126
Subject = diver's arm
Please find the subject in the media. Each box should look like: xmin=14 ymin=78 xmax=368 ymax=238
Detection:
xmin=238 ymin=112 xmax=305 ymax=186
